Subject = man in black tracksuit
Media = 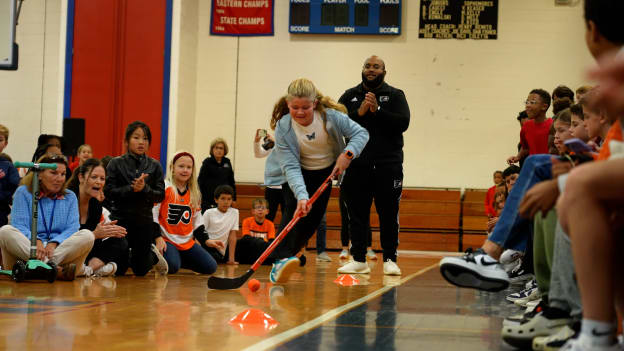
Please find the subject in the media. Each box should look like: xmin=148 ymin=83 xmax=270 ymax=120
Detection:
xmin=338 ymin=55 xmax=410 ymax=275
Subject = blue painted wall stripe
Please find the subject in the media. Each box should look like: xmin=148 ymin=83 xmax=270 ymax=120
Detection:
xmin=160 ymin=0 xmax=173 ymax=171
xmin=62 ymin=0 xmax=75 ymax=119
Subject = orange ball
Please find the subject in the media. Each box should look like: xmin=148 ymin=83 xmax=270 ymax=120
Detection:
xmin=248 ymin=279 xmax=260 ymax=292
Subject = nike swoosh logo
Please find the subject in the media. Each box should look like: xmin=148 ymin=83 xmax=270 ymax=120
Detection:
xmin=478 ymin=257 xmax=499 ymax=266
xmin=592 ymin=328 xmax=614 ymax=337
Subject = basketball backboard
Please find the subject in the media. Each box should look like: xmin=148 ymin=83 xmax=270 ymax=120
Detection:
xmin=0 ymin=0 xmax=17 ymax=70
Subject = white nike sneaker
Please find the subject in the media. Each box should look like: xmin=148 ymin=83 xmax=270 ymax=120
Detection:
xmin=439 ymin=248 xmax=509 ymax=292
xmin=560 ymin=334 xmax=623 ymax=351
xmin=337 ymin=260 xmax=370 ymax=274
xmin=383 ymin=259 xmax=401 ymax=275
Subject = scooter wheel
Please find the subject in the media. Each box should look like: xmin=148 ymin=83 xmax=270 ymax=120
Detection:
xmin=12 ymin=261 xmax=26 ymax=282
xmin=47 ymin=262 xmax=57 ymax=283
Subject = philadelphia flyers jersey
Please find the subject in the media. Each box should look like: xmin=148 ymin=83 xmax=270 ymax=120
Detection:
xmin=241 ymin=217 xmax=275 ymax=242
xmin=153 ymin=182 xmax=202 ymax=251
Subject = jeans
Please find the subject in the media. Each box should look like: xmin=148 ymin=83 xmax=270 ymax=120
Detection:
xmin=489 ymin=154 xmax=552 ymax=252
xmin=163 ymin=241 xmax=217 ymax=274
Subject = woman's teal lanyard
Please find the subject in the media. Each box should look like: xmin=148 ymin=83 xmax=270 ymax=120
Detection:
xmin=39 ymin=198 xmax=57 ymax=240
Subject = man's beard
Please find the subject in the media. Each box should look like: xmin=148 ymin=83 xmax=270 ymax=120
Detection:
xmin=361 ymin=72 xmax=385 ymax=90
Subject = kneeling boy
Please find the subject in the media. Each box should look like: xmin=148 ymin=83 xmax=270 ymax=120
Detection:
xmin=198 ymin=185 xmax=239 ymax=264
xmin=236 ymin=198 xmax=276 ymax=265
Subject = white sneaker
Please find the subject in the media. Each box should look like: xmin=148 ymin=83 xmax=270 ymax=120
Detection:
xmin=533 ymin=324 xmax=577 ymax=350
xmin=525 ymin=298 xmax=542 ymax=309
xmin=514 ymin=288 xmax=541 ymax=307
xmin=151 ymin=244 xmax=168 ymax=275
xmin=383 ymin=259 xmax=401 ymax=275
xmin=95 ymin=262 xmax=117 ymax=277
xmin=500 ymin=249 xmax=524 ymax=272
xmin=366 ymin=249 xmax=377 ymax=261
xmin=506 ymin=279 xmax=537 ymax=302
xmin=439 ymin=248 xmax=509 ymax=292
xmin=316 ymin=252 xmax=332 ymax=262
xmin=560 ymin=334 xmax=623 ymax=351
xmin=337 ymin=260 xmax=370 ymax=274
xmin=501 ymin=312 xmax=571 ymax=349
xmin=339 ymin=249 xmax=349 ymax=260
xmin=82 ymin=265 xmax=94 ymax=277
xmin=503 ymin=299 xmax=546 ymax=326
xmin=500 ymin=249 xmax=524 ymax=265
xmin=508 ymin=260 xmax=534 ymax=285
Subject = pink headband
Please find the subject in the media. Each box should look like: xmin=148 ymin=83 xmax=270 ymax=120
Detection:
xmin=172 ymin=152 xmax=194 ymax=166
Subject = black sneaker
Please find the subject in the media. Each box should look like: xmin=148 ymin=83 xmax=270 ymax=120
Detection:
xmin=508 ymin=261 xmax=534 ymax=285
xmin=299 ymin=254 xmax=307 ymax=267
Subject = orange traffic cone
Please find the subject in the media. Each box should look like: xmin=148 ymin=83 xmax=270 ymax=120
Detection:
xmin=229 ymin=308 xmax=279 ymax=336
xmin=333 ymin=274 xmax=360 ymax=286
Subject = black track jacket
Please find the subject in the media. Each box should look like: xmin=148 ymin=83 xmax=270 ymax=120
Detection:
xmin=338 ymin=82 xmax=410 ymax=166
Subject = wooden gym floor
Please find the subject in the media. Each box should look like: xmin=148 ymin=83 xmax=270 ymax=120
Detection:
xmin=0 ymin=252 xmax=520 ymax=350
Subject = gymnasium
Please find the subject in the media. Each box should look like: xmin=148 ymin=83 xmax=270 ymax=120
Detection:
xmin=1 ymin=0 xmax=622 ymax=350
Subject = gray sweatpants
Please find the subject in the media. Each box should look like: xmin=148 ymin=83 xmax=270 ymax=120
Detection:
xmin=548 ymin=172 xmax=582 ymax=318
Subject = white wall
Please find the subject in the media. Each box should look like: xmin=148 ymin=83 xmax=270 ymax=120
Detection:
xmin=190 ymin=0 xmax=594 ymax=189
xmin=168 ymin=0 xmax=199 ymax=162
xmin=1 ymin=0 xmax=595 ymax=190
xmin=0 ymin=0 xmax=64 ymax=163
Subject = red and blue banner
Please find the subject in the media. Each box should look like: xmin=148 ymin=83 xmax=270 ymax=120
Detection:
xmin=210 ymin=0 xmax=274 ymax=36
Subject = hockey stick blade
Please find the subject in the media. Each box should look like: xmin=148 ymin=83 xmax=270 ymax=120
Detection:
xmin=207 ymin=269 xmax=254 ymax=290
xmin=206 ymin=174 xmax=334 ymax=290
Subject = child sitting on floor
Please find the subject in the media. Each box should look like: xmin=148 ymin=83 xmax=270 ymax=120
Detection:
xmin=153 ymin=151 xmax=217 ymax=274
xmin=197 ymin=185 xmax=239 ymax=265
xmin=236 ymin=198 xmax=276 ymax=265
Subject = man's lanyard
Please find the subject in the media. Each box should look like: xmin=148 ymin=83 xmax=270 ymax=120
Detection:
xmin=39 ymin=198 xmax=57 ymax=238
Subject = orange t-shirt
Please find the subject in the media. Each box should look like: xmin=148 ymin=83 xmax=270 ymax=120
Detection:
xmin=597 ymin=119 xmax=623 ymax=161
xmin=241 ymin=217 xmax=275 ymax=242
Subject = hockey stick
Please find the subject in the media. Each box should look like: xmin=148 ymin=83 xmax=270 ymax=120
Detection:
xmin=207 ymin=174 xmax=334 ymax=290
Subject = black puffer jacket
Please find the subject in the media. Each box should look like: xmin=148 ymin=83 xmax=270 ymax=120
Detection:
xmin=104 ymin=152 xmax=165 ymax=220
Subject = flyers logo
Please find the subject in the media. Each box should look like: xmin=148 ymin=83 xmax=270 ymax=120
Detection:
xmin=167 ymin=204 xmax=192 ymax=225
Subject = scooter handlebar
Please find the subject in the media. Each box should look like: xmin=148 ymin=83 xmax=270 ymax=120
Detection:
xmin=14 ymin=162 xmax=58 ymax=170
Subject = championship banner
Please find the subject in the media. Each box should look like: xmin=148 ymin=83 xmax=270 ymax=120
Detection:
xmin=210 ymin=0 xmax=274 ymax=36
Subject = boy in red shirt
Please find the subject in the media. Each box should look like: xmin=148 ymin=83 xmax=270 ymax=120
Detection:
xmin=508 ymin=89 xmax=553 ymax=164
xmin=235 ymin=198 xmax=276 ymax=264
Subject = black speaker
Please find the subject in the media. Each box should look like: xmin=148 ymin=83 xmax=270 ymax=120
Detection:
xmin=62 ymin=118 xmax=85 ymax=156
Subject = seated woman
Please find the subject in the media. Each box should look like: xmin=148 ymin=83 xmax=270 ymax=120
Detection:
xmin=0 ymin=154 xmax=94 ymax=280
xmin=66 ymin=158 xmax=127 ymax=277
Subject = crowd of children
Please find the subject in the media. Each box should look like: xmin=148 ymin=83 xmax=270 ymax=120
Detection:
xmin=440 ymin=1 xmax=624 ymax=349
xmin=0 ymin=120 xmax=271 ymax=281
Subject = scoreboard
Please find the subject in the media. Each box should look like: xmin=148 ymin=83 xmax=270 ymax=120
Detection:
xmin=289 ymin=0 xmax=402 ymax=35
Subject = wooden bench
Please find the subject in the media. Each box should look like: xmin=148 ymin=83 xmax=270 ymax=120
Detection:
xmin=235 ymin=183 xmax=468 ymax=252
xmin=461 ymin=189 xmax=489 ymax=251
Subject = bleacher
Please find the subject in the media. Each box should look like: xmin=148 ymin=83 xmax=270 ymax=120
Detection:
xmin=236 ymin=183 xmax=490 ymax=253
